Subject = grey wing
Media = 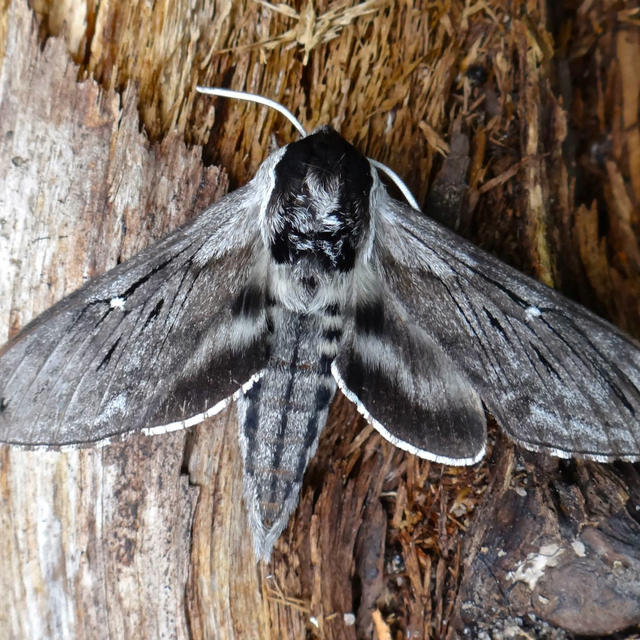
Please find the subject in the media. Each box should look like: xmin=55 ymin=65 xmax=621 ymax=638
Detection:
xmin=366 ymin=194 xmax=640 ymax=462
xmin=333 ymin=289 xmax=487 ymax=465
xmin=0 ymin=184 xmax=271 ymax=447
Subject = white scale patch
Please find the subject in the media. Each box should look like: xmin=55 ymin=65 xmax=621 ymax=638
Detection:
xmin=571 ymin=540 xmax=586 ymax=557
xmin=109 ymin=297 xmax=126 ymax=310
xmin=525 ymin=305 xmax=541 ymax=322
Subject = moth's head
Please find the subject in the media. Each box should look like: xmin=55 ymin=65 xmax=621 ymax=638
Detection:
xmin=264 ymin=126 xmax=373 ymax=274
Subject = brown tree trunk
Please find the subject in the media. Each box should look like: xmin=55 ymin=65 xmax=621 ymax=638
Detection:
xmin=1 ymin=1 xmax=639 ymax=638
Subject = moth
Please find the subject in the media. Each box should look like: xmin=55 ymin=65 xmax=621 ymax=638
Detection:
xmin=1 ymin=89 xmax=640 ymax=561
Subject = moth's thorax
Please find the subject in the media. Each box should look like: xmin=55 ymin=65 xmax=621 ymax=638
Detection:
xmin=265 ymin=126 xmax=373 ymax=285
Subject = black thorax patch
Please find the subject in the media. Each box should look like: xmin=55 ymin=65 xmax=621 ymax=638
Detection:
xmin=267 ymin=127 xmax=372 ymax=273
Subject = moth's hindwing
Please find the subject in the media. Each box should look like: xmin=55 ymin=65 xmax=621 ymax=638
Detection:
xmin=333 ymin=292 xmax=486 ymax=465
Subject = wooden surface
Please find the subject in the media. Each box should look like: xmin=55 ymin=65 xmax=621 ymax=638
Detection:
xmin=0 ymin=2 xmax=226 ymax=637
xmin=1 ymin=0 xmax=639 ymax=638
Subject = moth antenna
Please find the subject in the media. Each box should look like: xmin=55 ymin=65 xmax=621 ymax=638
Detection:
xmin=369 ymin=159 xmax=420 ymax=210
xmin=196 ymin=86 xmax=420 ymax=210
xmin=196 ymin=86 xmax=307 ymax=137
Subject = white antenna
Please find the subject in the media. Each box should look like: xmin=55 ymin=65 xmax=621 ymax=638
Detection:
xmin=369 ymin=159 xmax=419 ymax=210
xmin=196 ymin=86 xmax=307 ymax=137
xmin=196 ymin=86 xmax=420 ymax=210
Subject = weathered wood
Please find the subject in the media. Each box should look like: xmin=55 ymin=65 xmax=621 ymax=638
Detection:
xmin=0 ymin=2 xmax=225 ymax=637
xmin=451 ymin=442 xmax=640 ymax=637
xmin=1 ymin=0 xmax=639 ymax=638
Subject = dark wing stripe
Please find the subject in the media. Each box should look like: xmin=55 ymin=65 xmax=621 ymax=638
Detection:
xmin=34 ymin=312 xmax=111 ymax=424
xmin=440 ymin=276 xmax=503 ymax=380
xmin=553 ymin=315 xmax=639 ymax=414
xmin=68 ymin=307 xmax=145 ymax=426
xmin=482 ymin=307 xmax=511 ymax=343
xmin=116 ymin=242 xmax=197 ymax=301
xmin=242 ymin=380 xmax=263 ymax=474
xmin=140 ymin=264 xmax=203 ymax=402
xmin=539 ymin=314 xmax=635 ymax=413
xmin=334 ymin=292 xmax=487 ymax=464
xmin=411 ymin=214 xmax=637 ymax=410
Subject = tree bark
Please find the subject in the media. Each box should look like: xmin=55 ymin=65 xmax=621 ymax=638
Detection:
xmin=0 ymin=3 xmax=227 ymax=637
xmin=1 ymin=0 xmax=639 ymax=639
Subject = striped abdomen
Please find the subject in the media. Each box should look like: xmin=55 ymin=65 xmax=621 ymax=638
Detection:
xmin=236 ymin=303 xmax=342 ymax=559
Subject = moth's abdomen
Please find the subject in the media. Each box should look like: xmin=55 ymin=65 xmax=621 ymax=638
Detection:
xmin=236 ymin=305 xmax=342 ymax=559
